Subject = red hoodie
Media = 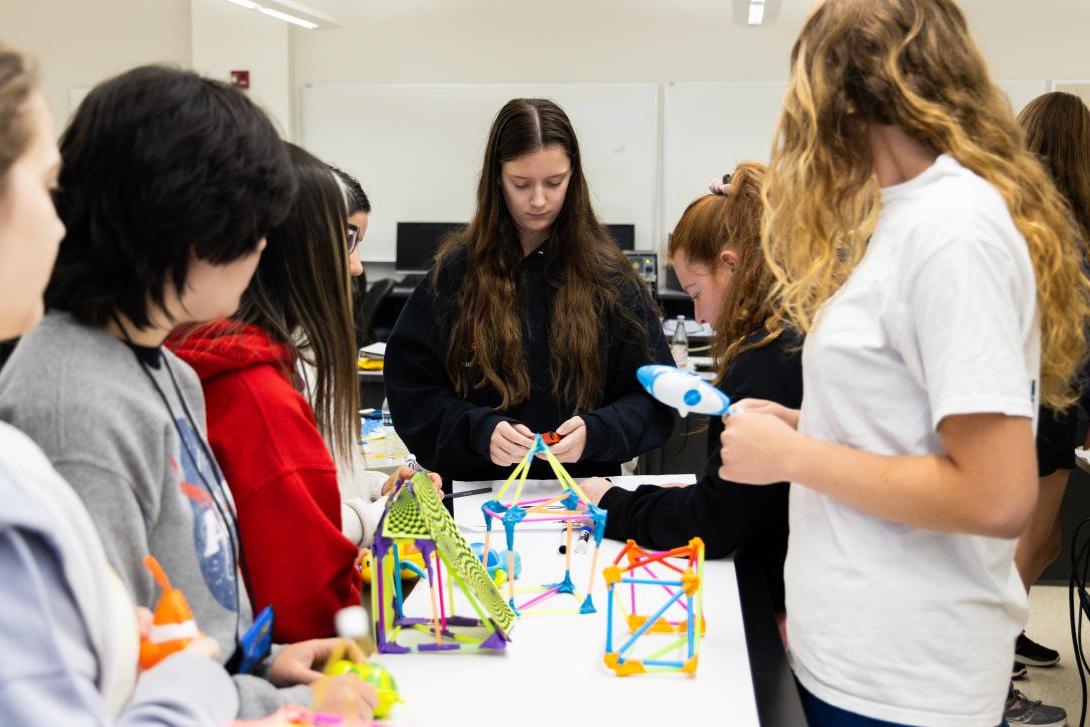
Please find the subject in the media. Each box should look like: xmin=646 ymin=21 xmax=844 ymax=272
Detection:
xmin=168 ymin=321 xmax=360 ymax=643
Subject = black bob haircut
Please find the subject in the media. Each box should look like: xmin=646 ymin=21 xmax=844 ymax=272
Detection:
xmin=329 ymin=165 xmax=371 ymax=215
xmin=46 ymin=65 xmax=297 ymax=329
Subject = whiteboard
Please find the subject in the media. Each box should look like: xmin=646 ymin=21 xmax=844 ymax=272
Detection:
xmin=300 ymin=83 xmax=661 ymax=262
xmin=662 ymin=82 xmax=787 ymax=238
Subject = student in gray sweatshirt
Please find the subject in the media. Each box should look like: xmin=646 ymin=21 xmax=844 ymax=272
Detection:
xmin=0 ymin=47 xmax=236 ymax=725
xmin=0 ymin=65 xmax=376 ymax=721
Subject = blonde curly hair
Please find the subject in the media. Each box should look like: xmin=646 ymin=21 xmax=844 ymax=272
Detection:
xmin=762 ymin=0 xmax=1090 ymax=409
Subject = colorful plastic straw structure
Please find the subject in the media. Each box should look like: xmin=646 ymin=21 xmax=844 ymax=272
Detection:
xmin=603 ymin=538 xmax=706 ymax=676
xmin=479 ymin=434 xmax=607 ymax=615
xmin=372 ymin=472 xmax=516 ymax=654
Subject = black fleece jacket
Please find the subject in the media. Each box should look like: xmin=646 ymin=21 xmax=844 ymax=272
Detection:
xmin=599 ymin=329 xmax=802 ymax=611
xmin=384 ymin=241 xmax=675 ymax=483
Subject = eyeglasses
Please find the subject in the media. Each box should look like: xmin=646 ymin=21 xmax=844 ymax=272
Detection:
xmin=347 ymin=223 xmax=361 ymax=255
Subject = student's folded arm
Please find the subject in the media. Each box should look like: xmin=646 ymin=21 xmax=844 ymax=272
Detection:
xmin=385 ymin=290 xmax=513 ymax=476
xmin=581 ymin=287 xmax=675 ymax=462
xmin=601 ymin=458 xmax=789 ymax=559
xmin=784 ymin=413 xmax=1035 ymax=538
xmin=232 ymin=674 xmax=311 ymax=720
xmin=122 ymin=650 xmax=239 ymax=726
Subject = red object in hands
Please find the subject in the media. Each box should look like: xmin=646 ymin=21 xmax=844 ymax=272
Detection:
xmin=542 ymin=431 xmax=562 ymax=445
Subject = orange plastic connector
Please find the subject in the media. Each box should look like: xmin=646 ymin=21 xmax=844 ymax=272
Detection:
xmin=603 ymin=565 xmax=623 ymax=587
xmin=688 ymin=537 xmax=705 ymax=558
xmin=681 ymin=569 xmax=701 ymax=597
xmin=682 ymin=655 xmax=699 ymax=675
xmin=139 ymin=555 xmax=199 ymax=670
xmin=626 ymin=614 xmax=676 ymax=634
xmin=604 ymin=652 xmax=647 ymax=676
xmin=673 ymin=614 xmax=708 ymax=635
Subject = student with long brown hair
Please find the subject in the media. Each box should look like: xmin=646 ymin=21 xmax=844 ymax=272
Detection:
xmin=716 ymin=1 xmax=1090 ymax=724
xmin=170 ymin=144 xmax=381 ymax=643
xmin=385 ymin=98 xmax=673 ymax=482
xmin=580 ymin=163 xmax=801 ymax=612
xmin=1012 ymin=91 xmax=1090 ymax=674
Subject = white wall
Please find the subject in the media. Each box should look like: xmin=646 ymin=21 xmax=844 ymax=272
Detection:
xmin=291 ymin=0 xmax=1090 ymax=90
xmin=289 ymin=0 xmax=1089 ymax=262
xmin=190 ymin=0 xmax=293 ymax=138
xmin=0 ymin=0 xmax=292 ymax=138
xmin=5 ymin=0 xmax=1087 ymax=140
xmin=0 ymin=0 xmax=192 ymax=134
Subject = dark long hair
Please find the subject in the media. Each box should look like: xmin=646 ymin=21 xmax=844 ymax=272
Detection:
xmin=434 ymin=98 xmax=654 ymax=413
xmin=668 ymin=163 xmax=776 ymax=383
xmin=218 ymin=143 xmax=358 ymax=462
xmin=47 ymin=65 xmax=294 ymax=329
xmin=1019 ymin=92 xmax=1090 ymax=243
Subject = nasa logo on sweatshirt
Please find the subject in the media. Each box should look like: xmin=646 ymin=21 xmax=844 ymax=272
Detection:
xmin=173 ymin=418 xmax=239 ymax=612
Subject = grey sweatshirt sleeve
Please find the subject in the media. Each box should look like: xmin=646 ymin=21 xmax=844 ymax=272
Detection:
xmin=232 ymin=677 xmax=311 ymax=720
xmin=52 ymin=456 xmax=314 ymax=718
xmin=0 ymin=528 xmax=238 ymax=727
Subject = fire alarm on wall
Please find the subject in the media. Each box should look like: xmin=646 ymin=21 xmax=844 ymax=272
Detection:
xmin=230 ymin=70 xmax=250 ymax=90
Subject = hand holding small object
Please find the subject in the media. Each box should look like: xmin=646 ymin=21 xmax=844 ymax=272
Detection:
xmin=730 ymin=398 xmax=800 ymax=430
xmin=381 ymin=466 xmax=442 ymax=496
xmin=718 ymin=410 xmax=799 ymax=485
xmin=268 ymin=637 xmax=367 ymax=687
xmin=542 ymin=416 xmax=586 ymax=463
xmin=310 ymin=673 xmax=378 ymax=722
xmin=490 ymin=420 xmax=535 ymax=466
xmin=136 ymin=606 xmax=218 ymax=662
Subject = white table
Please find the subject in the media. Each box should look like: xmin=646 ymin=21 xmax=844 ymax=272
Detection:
xmin=374 ymin=476 xmax=761 ymax=727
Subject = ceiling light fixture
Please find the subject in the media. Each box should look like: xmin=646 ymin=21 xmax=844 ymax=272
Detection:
xmin=220 ymin=0 xmax=336 ymax=30
xmin=748 ymin=0 xmax=766 ymax=26
xmin=258 ymin=7 xmax=319 ymax=29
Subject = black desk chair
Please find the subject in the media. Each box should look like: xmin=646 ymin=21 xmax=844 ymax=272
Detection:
xmin=356 ymin=278 xmax=396 ymax=349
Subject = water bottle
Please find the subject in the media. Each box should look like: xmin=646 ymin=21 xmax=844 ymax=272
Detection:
xmin=380 ymin=397 xmax=393 ymax=460
xmin=670 ymin=315 xmax=689 ymax=368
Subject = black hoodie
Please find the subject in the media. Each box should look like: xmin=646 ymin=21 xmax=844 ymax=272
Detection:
xmin=384 ymin=241 xmax=675 ymax=482
xmin=599 ymin=329 xmax=803 ymax=611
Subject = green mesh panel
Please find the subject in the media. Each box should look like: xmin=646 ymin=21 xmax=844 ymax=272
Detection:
xmin=382 ymin=483 xmax=431 ymax=538
xmin=410 ymin=473 xmax=516 ymax=634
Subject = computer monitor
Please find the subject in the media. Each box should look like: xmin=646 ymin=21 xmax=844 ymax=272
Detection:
xmin=605 ymin=224 xmax=636 ymax=251
xmin=395 ymin=222 xmax=464 ymax=273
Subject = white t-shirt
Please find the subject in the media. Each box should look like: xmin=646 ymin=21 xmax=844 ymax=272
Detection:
xmin=786 ymin=155 xmax=1037 ymax=725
